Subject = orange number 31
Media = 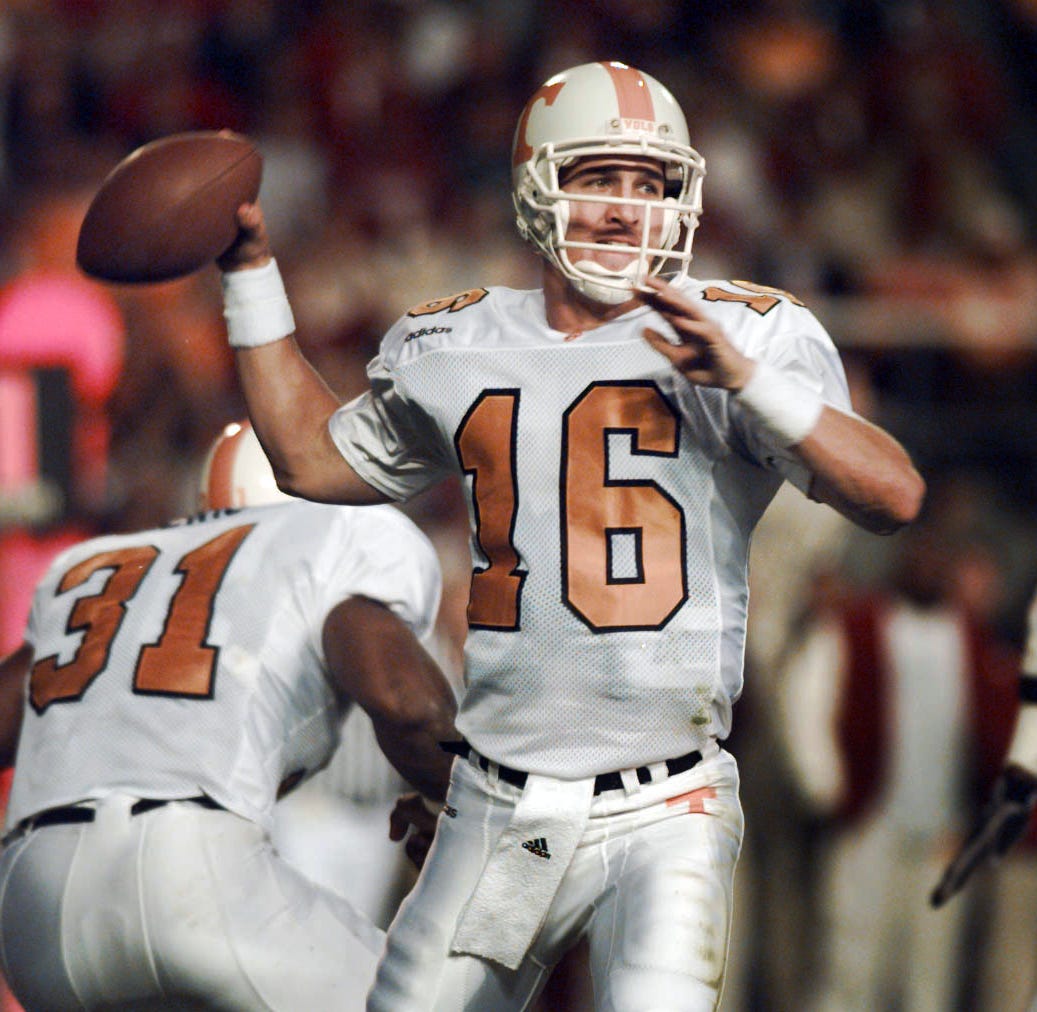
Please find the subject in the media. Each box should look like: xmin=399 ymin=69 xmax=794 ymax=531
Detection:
xmin=30 ymin=525 xmax=254 ymax=712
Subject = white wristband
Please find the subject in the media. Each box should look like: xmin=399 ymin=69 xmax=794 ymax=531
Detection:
xmin=734 ymin=360 xmax=823 ymax=447
xmin=222 ymin=259 xmax=296 ymax=348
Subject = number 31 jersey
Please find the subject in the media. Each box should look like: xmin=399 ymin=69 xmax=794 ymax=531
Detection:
xmin=7 ymin=501 xmax=441 ymax=830
xmin=329 ymin=279 xmax=851 ymax=778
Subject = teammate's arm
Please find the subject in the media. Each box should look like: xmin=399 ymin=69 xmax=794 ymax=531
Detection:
xmin=639 ymin=277 xmax=925 ymax=534
xmin=218 ymin=203 xmax=389 ymax=506
xmin=388 ymin=792 xmax=440 ymax=869
xmin=322 ymin=595 xmax=458 ymax=801
xmin=0 ymin=643 xmax=30 ymax=767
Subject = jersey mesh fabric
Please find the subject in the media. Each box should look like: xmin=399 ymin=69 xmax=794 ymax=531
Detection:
xmin=330 ymin=281 xmax=851 ymax=777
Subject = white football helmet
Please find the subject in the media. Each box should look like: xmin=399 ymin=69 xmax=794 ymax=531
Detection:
xmin=512 ymin=61 xmax=706 ymax=305
xmin=198 ymin=420 xmax=293 ymax=510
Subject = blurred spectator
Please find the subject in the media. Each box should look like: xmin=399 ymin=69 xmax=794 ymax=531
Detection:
xmin=777 ymin=508 xmax=1018 ymax=1011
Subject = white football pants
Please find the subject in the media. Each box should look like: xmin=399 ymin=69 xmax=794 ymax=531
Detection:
xmin=0 ymin=795 xmax=384 ymax=1010
xmin=368 ymin=746 xmax=743 ymax=1012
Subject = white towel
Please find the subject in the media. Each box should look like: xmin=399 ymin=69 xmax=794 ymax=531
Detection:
xmin=451 ymin=772 xmax=595 ymax=969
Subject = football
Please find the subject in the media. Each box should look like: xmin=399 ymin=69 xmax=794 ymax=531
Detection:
xmin=76 ymin=130 xmax=263 ymax=284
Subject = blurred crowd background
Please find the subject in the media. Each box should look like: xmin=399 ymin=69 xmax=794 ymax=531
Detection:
xmin=2 ymin=0 xmax=1037 ymax=1009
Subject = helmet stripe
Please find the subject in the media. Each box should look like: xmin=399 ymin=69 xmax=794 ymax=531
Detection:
xmin=205 ymin=424 xmax=248 ymax=509
xmin=601 ymin=62 xmax=654 ymax=122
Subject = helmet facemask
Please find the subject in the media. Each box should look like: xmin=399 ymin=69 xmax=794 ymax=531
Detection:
xmin=513 ymin=87 xmax=706 ymax=305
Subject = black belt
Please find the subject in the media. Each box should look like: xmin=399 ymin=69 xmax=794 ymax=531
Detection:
xmin=129 ymin=796 xmax=223 ymax=816
xmin=441 ymin=741 xmax=702 ymax=795
xmin=3 ymin=795 xmax=223 ymax=846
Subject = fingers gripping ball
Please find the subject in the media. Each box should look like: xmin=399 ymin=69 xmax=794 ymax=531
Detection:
xmin=76 ymin=130 xmax=262 ymax=284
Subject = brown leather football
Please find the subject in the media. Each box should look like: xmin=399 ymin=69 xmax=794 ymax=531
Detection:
xmin=76 ymin=130 xmax=262 ymax=284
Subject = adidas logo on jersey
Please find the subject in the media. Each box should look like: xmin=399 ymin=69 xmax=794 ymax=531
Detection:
xmin=522 ymin=837 xmax=551 ymax=859
xmin=404 ymin=325 xmax=452 ymax=343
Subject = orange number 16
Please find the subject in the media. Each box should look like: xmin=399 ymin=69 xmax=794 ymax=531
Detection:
xmin=455 ymin=383 xmax=687 ymax=633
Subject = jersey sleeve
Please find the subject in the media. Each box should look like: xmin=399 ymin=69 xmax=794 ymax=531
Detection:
xmin=328 ymin=320 xmax=455 ymax=501
xmin=727 ymin=298 xmax=852 ymax=493
xmin=316 ymin=506 xmax=443 ymax=644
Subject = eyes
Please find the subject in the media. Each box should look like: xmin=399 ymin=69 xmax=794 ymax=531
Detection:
xmin=564 ymin=170 xmax=665 ymax=199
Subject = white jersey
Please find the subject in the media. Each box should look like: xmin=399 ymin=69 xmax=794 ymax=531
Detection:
xmin=7 ymin=500 xmax=441 ymax=831
xmin=330 ymin=278 xmax=851 ymax=777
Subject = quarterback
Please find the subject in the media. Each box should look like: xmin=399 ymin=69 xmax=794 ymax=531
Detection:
xmin=218 ymin=62 xmax=925 ymax=1011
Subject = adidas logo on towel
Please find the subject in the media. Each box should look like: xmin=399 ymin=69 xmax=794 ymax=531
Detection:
xmin=522 ymin=837 xmax=551 ymax=859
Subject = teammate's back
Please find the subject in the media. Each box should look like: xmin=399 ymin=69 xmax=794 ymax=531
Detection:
xmin=8 ymin=499 xmax=439 ymax=832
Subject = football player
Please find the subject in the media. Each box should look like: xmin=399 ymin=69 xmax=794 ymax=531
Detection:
xmin=0 ymin=421 xmax=456 ymax=1011
xmin=218 ymin=62 xmax=925 ymax=1011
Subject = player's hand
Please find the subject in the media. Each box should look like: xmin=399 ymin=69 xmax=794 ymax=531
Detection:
xmin=388 ymin=792 xmax=441 ymax=869
xmin=217 ymin=201 xmax=272 ymax=273
xmin=638 ymin=277 xmax=755 ymax=391
xmin=930 ymin=763 xmax=1037 ymax=908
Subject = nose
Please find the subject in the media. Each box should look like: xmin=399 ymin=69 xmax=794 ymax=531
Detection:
xmin=605 ymin=192 xmax=643 ymax=229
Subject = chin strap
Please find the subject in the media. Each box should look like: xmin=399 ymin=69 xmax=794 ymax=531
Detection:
xmin=569 ymin=259 xmax=644 ymax=306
